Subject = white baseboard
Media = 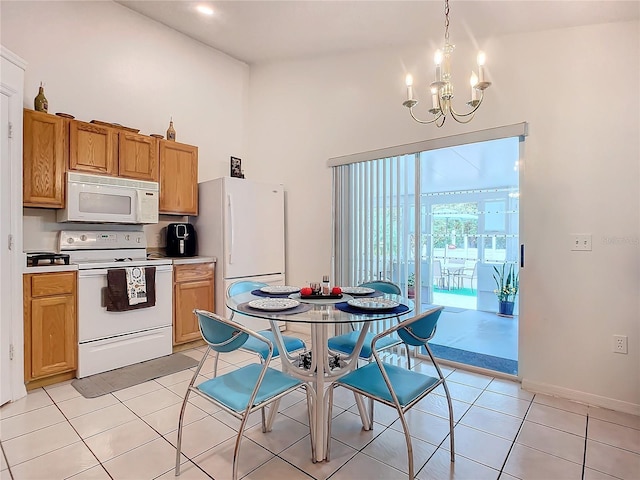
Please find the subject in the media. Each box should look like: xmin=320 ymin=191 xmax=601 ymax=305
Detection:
xmin=521 ymin=378 xmax=640 ymax=416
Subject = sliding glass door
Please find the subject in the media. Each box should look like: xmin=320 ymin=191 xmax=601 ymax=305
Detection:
xmin=332 ymin=127 xmax=525 ymax=374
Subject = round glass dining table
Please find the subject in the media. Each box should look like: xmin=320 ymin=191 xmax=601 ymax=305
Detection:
xmin=226 ymin=291 xmax=414 ymax=463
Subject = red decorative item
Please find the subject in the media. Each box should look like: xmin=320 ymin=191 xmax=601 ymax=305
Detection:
xmin=331 ymin=286 xmax=342 ymax=295
xmin=300 ymin=287 xmax=313 ymax=296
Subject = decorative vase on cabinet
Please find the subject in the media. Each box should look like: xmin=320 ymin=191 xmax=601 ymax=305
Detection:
xmin=34 ymin=82 xmax=48 ymax=112
xmin=166 ymin=118 xmax=176 ymax=142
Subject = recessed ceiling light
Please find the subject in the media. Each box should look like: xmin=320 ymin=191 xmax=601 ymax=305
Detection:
xmin=196 ymin=5 xmax=214 ymax=16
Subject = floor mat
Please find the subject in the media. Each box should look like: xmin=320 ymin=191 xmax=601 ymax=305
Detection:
xmin=71 ymin=353 xmax=199 ymax=398
xmin=428 ymin=343 xmax=518 ymax=375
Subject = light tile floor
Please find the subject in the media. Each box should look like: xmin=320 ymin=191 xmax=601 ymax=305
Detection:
xmin=1 ymin=333 xmax=639 ymax=480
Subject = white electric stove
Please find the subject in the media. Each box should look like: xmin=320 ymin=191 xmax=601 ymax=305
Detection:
xmin=59 ymin=231 xmax=173 ymax=378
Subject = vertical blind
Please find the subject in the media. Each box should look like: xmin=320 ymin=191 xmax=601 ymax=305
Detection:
xmin=332 ymin=154 xmax=418 ymax=295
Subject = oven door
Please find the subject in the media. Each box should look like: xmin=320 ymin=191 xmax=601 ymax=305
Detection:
xmin=77 ymin=264 xmax=173 ymax=377
xmin=77 ymin=264 xmax=173 ymax=342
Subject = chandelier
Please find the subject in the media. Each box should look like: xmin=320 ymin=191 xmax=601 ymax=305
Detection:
xmin=403 ymin=0 xmax=491 ymax=127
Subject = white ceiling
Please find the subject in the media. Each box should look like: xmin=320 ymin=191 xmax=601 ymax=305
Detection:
xmin=116 ymin=0 xmax=639 ymax=64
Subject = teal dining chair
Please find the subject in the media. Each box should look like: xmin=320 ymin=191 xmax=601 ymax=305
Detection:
xmin=227 ymin=280 xmax=306 ymax=363
xmin=327 ymin=280 xmax=412 ymax=367
xmin=175 ymin=309 xmax=312 ymax=480
xmin=327 ymin=305 xmax=454 ymax=479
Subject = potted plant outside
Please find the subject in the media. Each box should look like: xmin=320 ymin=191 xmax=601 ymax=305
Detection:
xmin=493 ymin=263 xmax=519 ymax=317
xmin=407 ymin=273 xmax=416 ymax=299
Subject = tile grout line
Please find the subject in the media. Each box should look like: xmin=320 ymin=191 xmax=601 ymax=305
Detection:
xmin=0 ymin=438 xmax=14 ymax=480
xmin=581 ymin=414 xmax=589 ymax=480
xmin=44 ymin=387 xmax=114 ymax=480
xmin=495 ymin=392 xmax=535 ymax=479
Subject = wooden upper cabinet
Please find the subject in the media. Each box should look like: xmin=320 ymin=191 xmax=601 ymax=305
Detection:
xmin=69 ymin=120 xmax=117 ymax=176
xmin=118 ymin=132 xmax=158 ymax=182
xmin=23 ymin=109 xmax=66 ymax=208
xmin=159 ymin=140 xmax=198 ymax=215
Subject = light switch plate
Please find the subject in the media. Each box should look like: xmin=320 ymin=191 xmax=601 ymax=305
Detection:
xmin=570 ymin=234 xmax=592 ymax=251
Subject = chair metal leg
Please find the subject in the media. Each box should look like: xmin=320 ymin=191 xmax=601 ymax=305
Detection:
xmin=405 ymin=344 xmax=412 ymax=369
xmin=212 ymin=352 xmax=220 ymax=378
xmin=442 ymin=379 xmax=456 ymax=461
xmin=395 ymin=407 xmax=415 ymax=479
xmin=176 ymin=348 xmax=210 ymax=476
xmin=426 ymin=343 xmax=455 ymax=462
xmin=174 ymin=388 xmax=192 ymax=476
xmin=232 ymin=412 xmax=252 ymax=480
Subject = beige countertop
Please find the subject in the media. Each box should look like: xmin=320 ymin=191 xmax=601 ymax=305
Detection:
xmin=23 ymin=258 xmax=216 ymax=273
xmin=169 ymin=256 xmax=216 ymax=265
xmin=23 ymin=264 xmax=79 ymax=274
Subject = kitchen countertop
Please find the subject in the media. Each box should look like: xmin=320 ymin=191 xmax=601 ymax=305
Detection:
xmin=169 ymin=256 xmax=216 ymax=265
xmin=23 ymin=264 xmax=79 ymax=274
xmin=22 ymin=257 xmax=216 ymax=273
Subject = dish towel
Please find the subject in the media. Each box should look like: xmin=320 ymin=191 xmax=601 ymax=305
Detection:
xmin=106 ymin=267 xmax=156 ymax=312
xmin=126 ymin=267 xmax=147 ymax=305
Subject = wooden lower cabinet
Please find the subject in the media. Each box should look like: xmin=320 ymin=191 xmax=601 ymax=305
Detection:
xmin=173 ymin=263 xmax=214 ymax=345
xmin=24 ymin=272 xmax=77 ymax=384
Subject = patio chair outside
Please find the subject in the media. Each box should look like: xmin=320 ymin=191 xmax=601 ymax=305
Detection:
xmin=459 ymin=261 xmax=478 ymax=291
xmin=174 ymin=309 xmax=312 ymax=479
xmin=327 ymin=305 xmax=454 ymax=479
xmin=433 ymin=260 xmax=447 ymax=289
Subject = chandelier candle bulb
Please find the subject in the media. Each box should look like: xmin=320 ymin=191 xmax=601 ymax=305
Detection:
xmin=434 ymin=50 xmax=443 ymax=81
xmin=431 ymin=87 xmax=439 ymax=109
xmin=470 ymin=72 xmax=478 ymax=101
xmin=405 ymin=74 xmax=414 ymax=100
xmin=477 ymin=51 xmax=486 ymax=83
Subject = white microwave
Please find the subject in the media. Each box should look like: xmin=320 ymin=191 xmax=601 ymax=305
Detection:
xmin=57 ymin=172 xmax=159 ymax=224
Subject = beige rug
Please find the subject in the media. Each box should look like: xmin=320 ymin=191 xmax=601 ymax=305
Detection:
xmin=71 ymin=353 xmax=198 ymax=398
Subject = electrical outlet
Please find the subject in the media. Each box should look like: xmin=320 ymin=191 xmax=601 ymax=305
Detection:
xmin=613 ymin=335 xmax=628 ymax=354
xmin=570 ymin=234 xmax=592 ymax=251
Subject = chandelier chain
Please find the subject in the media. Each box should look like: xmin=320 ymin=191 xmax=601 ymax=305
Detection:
xmin=444 ymin=0 xmax=450 ymax=42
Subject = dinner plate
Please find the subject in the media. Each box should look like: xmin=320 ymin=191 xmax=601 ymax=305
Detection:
xmin=260 ymin=285 xmax=300 ymax=294
xmin=341 ymin=286 xmax=375 ymax=295
xmin=248 ymin=298 xmax=300 ymax=311
xmin=347 ymin=298 xmax=400 ymax=310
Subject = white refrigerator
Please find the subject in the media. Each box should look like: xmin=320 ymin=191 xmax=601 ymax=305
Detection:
xmin=191 ymin=177 xmax=286 ymax=330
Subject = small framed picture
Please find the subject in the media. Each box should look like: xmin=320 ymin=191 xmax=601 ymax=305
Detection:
xmin=230 ymin=156 xmax=243 ymax=178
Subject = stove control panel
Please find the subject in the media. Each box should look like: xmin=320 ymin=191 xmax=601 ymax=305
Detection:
xmin=59 ymin=231 xmax=147 ymax=251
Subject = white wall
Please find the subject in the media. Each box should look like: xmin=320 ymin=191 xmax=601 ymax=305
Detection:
xmin=247 ymin=21 xmax=640 ymax=412
xmin=2 ymin=0 xmax=250 ymax=252
xmin=1 ymin=1 xmax=249 ymax=185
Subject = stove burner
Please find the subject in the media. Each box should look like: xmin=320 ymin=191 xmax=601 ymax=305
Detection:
xmin=27 ymin=252 xmax=71 ymax=267
xmin=114 ymin=258 xmax=133 ymax=262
